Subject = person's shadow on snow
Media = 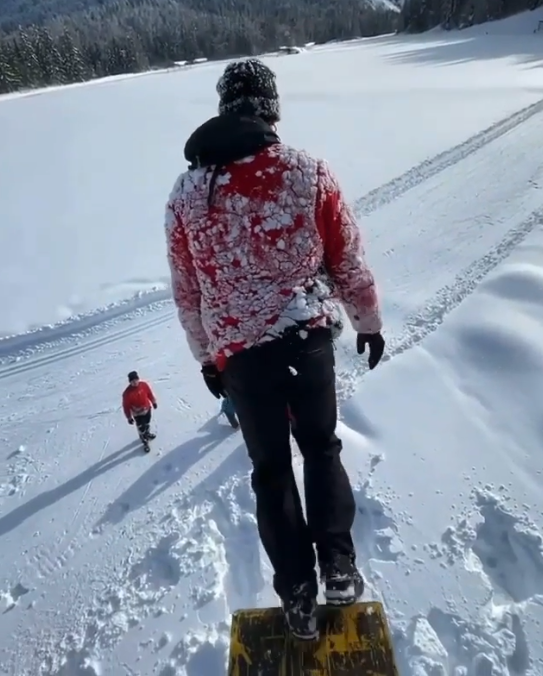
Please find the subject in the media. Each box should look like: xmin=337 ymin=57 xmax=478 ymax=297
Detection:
xmin=93 ymin=415 xmax=233 ymax=531
xmin=0 ymin=440 xmax=141 ymax=538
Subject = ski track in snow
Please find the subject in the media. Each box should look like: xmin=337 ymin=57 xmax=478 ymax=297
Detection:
xmin=352 ymin=97 xmax=543 ymax=217
xmin=336 ymin=203 xmax=543 ymax=400
xmin=5 ymin=100 xmax=543 ymax=674
xmin=0 ymin=299 xmax=172 ymax=380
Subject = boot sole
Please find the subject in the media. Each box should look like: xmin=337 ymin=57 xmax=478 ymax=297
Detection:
xmin=284 ymin=608 xmax=319 ymax=641
xmin=325 ymin=596 xmax=356 ymax=606
xmin=290 ymin=628 xmax=320 ymax=641
xmin=325 ymin=584 xmax=363 ymax=606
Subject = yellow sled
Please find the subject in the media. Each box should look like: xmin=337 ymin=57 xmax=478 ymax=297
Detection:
xmin=227 ymin=601 xmax=399 ymax=675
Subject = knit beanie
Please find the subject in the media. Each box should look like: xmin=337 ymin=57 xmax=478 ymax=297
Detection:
xmin=216 ymin=58 xmax=280 ymax=124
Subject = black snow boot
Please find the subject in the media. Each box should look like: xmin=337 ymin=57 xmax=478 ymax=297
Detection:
xmin=321 ymin=556 xmax=364 ymax=606
xmin=281 ymin=582 xmax=319 ymax=641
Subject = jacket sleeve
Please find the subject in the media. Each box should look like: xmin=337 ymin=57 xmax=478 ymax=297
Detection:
xmin=315 ymin=160 xmax=382 ymax=335
xmin=144 ymin=382 xmax=156 ymax=405
xmin=165 ymin=201 xmax=211 ymax=364
xmin=122 ymin=390 xmax=131 ymax=419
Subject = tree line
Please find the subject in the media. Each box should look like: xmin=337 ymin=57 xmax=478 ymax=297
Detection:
xmin=0 ymin=0 xmax=400 ymax=94
xmin=399 ymin=0 xmax=542 ymax=32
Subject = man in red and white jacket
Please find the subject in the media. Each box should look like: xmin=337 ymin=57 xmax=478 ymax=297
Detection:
xmin=164 ymin=58 xmax=384 ymax=640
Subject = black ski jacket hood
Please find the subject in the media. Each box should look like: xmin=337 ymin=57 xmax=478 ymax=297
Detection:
xmin=183 ymin=114 xmax=280 ymax=205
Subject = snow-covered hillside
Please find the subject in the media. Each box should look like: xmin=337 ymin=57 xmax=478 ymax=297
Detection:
xmin=2 ymin=13 xmax=543 ymax=675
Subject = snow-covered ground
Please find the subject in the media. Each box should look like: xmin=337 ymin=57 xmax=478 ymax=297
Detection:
xmin=2 ymin=9 xmax=543 ymax=675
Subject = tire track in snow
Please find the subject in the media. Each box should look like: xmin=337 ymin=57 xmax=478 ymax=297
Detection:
xmin=352 ymin=97 xmax=543 ymax=217
xmin=0 ymin=289 xmax=171 ymax=360
xmin=336 ymin=205 xmax=543 ymax=401
xmin=2 ymin=97 xmax=542 ymax=377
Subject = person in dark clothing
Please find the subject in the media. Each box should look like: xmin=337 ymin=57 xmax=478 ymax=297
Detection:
xmin=165 ymin=58 xmax=385 ymax=639
xmin=220 ymin=392 xmax=239 ymax=429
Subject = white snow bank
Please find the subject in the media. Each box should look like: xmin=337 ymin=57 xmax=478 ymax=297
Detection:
xmin=336 ymin=226 xmax=543 ymax=674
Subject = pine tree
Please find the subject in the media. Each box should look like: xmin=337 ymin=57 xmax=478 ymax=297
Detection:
xmin=0 ymin=0 xmax=400 ymax=93
xmin=15 ymin=29 xmax=41 ymax=87
xmin=34 ymin=26 xmax=64 ymax=84
xmin=0 ymin=41 xmax=20 ymax=92
xmin=58 ymin=27 xmax=87 ymax=82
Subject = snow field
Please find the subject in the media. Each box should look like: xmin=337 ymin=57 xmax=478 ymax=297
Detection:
xmin=341 ymin=229 xmax=543 ymax=674
xmin=2 ymin=9 xmax=543 ymax=675
xmin=0 ymin=8 xmax=542 ymax=337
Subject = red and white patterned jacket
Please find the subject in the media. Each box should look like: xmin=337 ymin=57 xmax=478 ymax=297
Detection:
xmin=165 ymin=143 xmax=381 ymax=368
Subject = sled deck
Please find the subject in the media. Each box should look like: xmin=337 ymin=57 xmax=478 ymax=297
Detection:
xmin=227 ymin=601 xmax=399 ymax=676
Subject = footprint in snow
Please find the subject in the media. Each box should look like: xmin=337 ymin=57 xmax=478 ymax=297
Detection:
xmin=156 ymin=626 xmax=229 ymax=676
xmin=1 ymin=582 xmax=30 ymax=613
xmin=471 ymin=491 xmax=543 ymax=604
xmin=439 ymin=488 xmax=543 ymax=604
xmin=129 ymin=533 xmax=182 ymax=592
xmin=206 ymin=474 xmax=265 ymax=611
xmin=394 ymin=606 xmax=530 ymax=676
xmin=352 ymin=483 xmax=404 ymax=565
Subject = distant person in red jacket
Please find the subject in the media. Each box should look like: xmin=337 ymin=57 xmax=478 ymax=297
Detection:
xmin=164 ymin=58 xmax=384 ymax=640
xmin=122 ymin=371 xmax=157 ymax=443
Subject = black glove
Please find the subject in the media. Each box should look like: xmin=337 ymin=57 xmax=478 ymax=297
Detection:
xmin=356 ymin=332 xmax=385 ymax=370
xmin=127 ymin=418 xmax=134 ymax=425
xmin=152 ymin=402 xmax=157 ymax=410
xmin=201 ymin=363 xmax=225 ymax=399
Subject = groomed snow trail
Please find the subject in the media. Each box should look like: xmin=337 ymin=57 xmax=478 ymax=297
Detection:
xmin=3 ymin=22 xmax=543 ymax=675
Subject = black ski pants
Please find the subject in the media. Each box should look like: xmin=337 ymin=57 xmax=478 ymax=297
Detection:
xmin=134 ymin=411 xmax=151 ymax=439
xmin=223 ymin=326 xmax=356 ymax=600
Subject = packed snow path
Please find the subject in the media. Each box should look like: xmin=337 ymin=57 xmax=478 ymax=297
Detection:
xmin=2 ymin=16 xmax=543 ymax=676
